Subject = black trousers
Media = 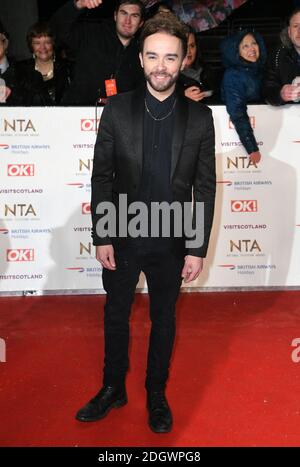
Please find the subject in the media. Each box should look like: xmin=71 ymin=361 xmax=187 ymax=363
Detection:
xmin=102 ymin=245 xmax=184 ymax=392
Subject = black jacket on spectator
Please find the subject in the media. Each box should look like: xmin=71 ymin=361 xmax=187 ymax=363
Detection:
xmin=0 ymin=59 xmax=17 ymax=105
xmin=13 ymin=58 xmax=71 ymax=106
xmin=51 ymin=1 xmax=144 ymax=105
xmin=263 ymin=44 xmax=300 ymax=105
xmin=178 ymin=65 xmax=218 ymax=104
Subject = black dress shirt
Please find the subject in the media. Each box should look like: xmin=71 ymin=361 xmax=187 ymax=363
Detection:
xmin=134 ymin=87 xmax=177 ymax=253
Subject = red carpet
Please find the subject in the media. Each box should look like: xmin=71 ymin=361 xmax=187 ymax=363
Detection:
xmin=0 ymin=291 xmax=300 ymax=447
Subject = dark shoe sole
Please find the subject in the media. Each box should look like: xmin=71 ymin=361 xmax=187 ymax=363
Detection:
xmin=75 ymin=397 xmax=128 ymax=422
xmin=148 ymin=420 xmax=173 ymax=433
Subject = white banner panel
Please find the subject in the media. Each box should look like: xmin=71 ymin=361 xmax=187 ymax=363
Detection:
xmin=0 ymin=105 xmax=299 ymax=294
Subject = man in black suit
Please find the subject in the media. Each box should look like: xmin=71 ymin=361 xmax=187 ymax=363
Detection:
xmin=76 ymin=13 xmax=216 ymax=433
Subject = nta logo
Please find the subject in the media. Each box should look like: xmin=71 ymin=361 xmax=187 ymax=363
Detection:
xmin=6 ymin=249 xmax=35 ymax=262
xmin=2 ymin=119 xmax=36 ymax=132
xmin=4 ymin=204 xmax=36 ymax=217
xmin=227 ymin=156 xmax=258 ymax=169
xmin=7 ymin=164 xmax=35 ymax=177
xmin=231 ymin=200 xmax=258 ymax=213
xmin=230 ymin=239 xmax=261 ymax=253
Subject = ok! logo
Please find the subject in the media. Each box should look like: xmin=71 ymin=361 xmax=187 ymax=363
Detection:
xmin=7 ymin=164 xmax=35 ymax=177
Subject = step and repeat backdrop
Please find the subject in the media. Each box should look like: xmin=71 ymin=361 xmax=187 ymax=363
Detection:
xmin=0 ymin=105 xmax=299 ymax=295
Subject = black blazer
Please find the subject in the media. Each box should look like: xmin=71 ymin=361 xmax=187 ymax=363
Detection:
xmin=91 ymin=85 xmax=216 ymax=257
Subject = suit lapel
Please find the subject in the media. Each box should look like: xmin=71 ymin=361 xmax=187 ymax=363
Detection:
xmin=170 ymin=93 xmax=188 ymax=181
xmin=131 ymin=85 xmax=145 ymax=176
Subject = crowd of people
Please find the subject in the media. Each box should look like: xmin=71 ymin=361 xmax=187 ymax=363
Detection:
xmin=1 ymin=0 xmax=300 ymax=158
xmin=1 ymin=0 xmax=300 ymax=434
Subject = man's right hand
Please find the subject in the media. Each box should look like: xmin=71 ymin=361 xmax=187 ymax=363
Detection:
xmin=280 ymin=84 xmax=300 ymax=102
xmin=96 ymin=245 xmax=116 ymax=270
xmin=75 ymin=0 xmax=103 ymax=10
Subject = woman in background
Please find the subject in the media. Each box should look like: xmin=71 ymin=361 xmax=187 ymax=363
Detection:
xmin=179 ymin=26 xmax=216 ymax=103
xmin=220 ymin=30 xmax=267 ymax=163
xmin=14 ymin=22 xmax=71 ymax=105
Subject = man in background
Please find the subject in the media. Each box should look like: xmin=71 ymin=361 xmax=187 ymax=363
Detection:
xmin=51 ymin=0 xmax=144 ymax=105
xmin=263 ymin=7 xmax=300 ymax=105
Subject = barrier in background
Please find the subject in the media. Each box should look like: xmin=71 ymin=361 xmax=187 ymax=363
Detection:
xmin=0 ymin=105 xmax=299 ymax=295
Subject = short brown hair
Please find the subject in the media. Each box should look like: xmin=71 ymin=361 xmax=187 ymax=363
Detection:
xmin=139 ymin=14 xmax=188 ymax=58
xmin=115 ymin=0 xmax=145 ymax=20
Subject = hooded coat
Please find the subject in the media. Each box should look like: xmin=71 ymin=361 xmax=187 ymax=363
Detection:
xmin=220 ymin=30 xmax=267 ymax=155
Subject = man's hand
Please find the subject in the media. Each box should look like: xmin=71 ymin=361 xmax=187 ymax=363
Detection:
xmin=0 ymin=86 xmax=11 ymax=103
xmin=249 ymin=151 xmax=261 ymax=164
xmin=181 ymin=255 xmax=203 ymax=283
xmin=5 ymin=87 xmax=11 ymax=99
xmin=280 ymin=84 xmax=300 ymax=102
xmin=96 ymin=245 xmax=116 ymax=270
xmin=75 ymin=0 xmax=103 ymax=10
xmin=184 ymin=86 xmax=206 ymax=102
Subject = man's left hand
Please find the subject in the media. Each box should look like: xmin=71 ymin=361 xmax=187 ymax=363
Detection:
xmin=249 ymin=150 xmax=261 ymax=164
xmin=181 ymin=255 xmax=203 ymax=283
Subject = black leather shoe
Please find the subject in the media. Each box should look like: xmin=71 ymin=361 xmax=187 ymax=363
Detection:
xmin=147 ymin=390 xmax=173 ymax=433
xmin=75 ymin=385 xmax=127 ymax=422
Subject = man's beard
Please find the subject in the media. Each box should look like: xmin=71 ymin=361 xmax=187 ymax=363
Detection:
xmin=144 ymin=71 xmax=179 ymax=93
